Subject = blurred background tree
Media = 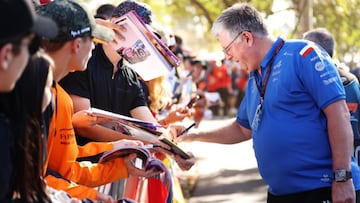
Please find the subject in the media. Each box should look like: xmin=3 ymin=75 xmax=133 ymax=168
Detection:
xmin=80 ymin=0 xmax=360 ymax=68
xmin=291 ymin=0 xmax=360 ymax=68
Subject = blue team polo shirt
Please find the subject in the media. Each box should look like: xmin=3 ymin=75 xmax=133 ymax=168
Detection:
xmin=236 ymin=37 xmax=358 ymax=195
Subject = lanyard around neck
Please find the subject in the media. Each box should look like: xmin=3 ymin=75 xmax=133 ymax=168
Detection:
xmin=255 ymin=39 xmax=285 ymax=100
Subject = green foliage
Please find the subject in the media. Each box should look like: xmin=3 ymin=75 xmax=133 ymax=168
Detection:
xmin=143 ymin=0 xmax=274 ymax=57
xmin=310 ymin=0 xmax=360 ymax=67
xmin=81 ymin=0 xmax=360 ymax=65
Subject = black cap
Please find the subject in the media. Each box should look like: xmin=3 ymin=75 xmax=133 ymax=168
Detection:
xmin=38 ymin=0 xmax=115 ymax=44
xmin=0 ymin=0 xmax=58 ymax=40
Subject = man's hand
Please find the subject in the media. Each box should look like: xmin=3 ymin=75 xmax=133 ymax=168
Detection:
xmin=112 ymin=139 xmax=144 ymax=150
xmin=95 ymin=18 xmax=126 ymax=42
xmin=167 ymin=124 xmax=196 ymax=143
xmin=167 ymin=124 xmax=186 ymax=141
xmin=173 ymin=152 xmax=196 ymax=171
xmin=72 ymin=110 xmax=97 ymax=128
xmin=72 ymin=109 xmax=113 ymax=128
xmin=96 ymin=192 xmax=114 ymax=203
xmin=161 ymin=106 xmax=192 ymax=126
xmin=151 ymin=146 xmax=195 ymax=171
xmin=332 ymin=181 xmax=355 ymax=203
xmin=123 ymin=153 xmax=162 ymax=178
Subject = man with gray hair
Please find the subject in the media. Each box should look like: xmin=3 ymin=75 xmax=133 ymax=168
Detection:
xmin=175 ymin=3 xmax=358 ymax=203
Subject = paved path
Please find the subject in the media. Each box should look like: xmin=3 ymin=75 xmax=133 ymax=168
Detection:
xmin=178 ymin=118 xmax=268 ymax=203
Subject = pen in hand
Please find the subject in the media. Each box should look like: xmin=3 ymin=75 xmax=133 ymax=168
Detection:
xmin=178 ymin=122 xmax=196 ymax=138
xmin=143 ymin=144 xmax=162 ymax=149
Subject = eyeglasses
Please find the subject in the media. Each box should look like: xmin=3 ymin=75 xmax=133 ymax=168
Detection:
xmin=222 ymin=31 xmax=244 ymax=55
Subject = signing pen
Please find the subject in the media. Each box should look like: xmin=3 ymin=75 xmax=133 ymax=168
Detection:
xmin=143 ymin=144 xmax=162 ymax=149
xmin=178 ymin=122 xmax=196 ymax=137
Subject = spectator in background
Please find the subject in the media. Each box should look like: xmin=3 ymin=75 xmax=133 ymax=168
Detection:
xmin=191 ymin=60 xmax=207 ymax=91
xmin=171 ymin=53 xmax=197 ymax=105
xmin=303 ymin=28 xmax=360 ymax=188
xmin=351 ymin=66 xmax=360 ymax=82
xmin=235 ymin=64 xmax=249 ymax=108
xmin=169 ymin=35 xmax=184 ymax=58
xmin=94 ymin=3 xmax=116 ymax=20
xmin=189 ymin=60 xmax=207 ymax=126
xmin=207 ymin=59 xmax=232 ymax=117
xmin=168 ymin=34 xmax=184 ymax=100
xmin=206 ymin=60 xmax=219 ymax=93
xmin=227 ymin=61 xmax=240 ymax=115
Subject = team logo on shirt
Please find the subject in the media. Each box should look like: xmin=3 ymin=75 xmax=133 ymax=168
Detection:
xmin=299 ymin=45 xmax=314 ymax=58
xmin=315 ymin=61 xmax=325 ymax=71
xmin=283 ymin=51 xmax=293 ymax=56
xmin=347 ymin=102 xmax=358 ymax=113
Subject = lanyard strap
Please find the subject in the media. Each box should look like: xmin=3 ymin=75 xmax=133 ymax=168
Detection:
xmin=255 ymin=39 xmax=285 ymax=100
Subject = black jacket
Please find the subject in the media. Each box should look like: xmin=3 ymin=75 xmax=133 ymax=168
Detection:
xmin=0 ymin=113 xmax=13 ymax=202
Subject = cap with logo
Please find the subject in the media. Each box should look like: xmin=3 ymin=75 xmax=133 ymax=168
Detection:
xmin=37 ymin=0 xmax=115 ymax=44
xmin=0 ymin=0 xmax=58 ymax=41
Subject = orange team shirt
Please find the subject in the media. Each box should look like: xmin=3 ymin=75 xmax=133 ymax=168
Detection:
xmin=45 ymin=83 xmax=129 ymax=199
xmin=213 ymin=65 xmax=231 ymax=89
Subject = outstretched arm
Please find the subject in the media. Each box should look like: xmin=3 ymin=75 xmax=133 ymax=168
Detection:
xmin=71 ymin=94 xmax=142 ymax=142
xmin=175 ymin=118 xmax=252 ymax=144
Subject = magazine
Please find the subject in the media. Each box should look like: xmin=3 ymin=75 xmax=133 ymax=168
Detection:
xmin=111 ymin=11 xmax=180 ymax=81
xmin=99 ymin=144 xmax=170 ymax=173
xmin=99 ymin=145 xmax=151 ymax=168
xmin=89 ymin=108 xmax=191 ymax=159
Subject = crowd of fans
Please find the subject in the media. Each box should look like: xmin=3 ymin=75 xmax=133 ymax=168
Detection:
xmin=0 ymin=0 xmax=249 ymax=202
xmin=5 ymin=0 xmax=359 ymax=203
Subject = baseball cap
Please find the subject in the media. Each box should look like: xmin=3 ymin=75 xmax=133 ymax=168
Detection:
xmin=0 ymin=0 xmax=58 ymax=40
xmin=38 ymin=0 xmax=115 ymax=44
